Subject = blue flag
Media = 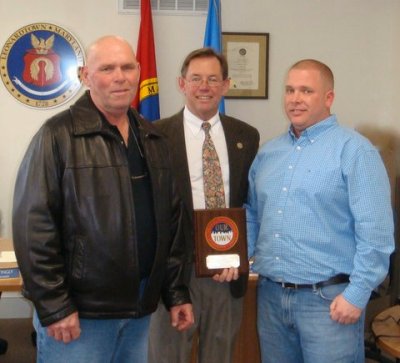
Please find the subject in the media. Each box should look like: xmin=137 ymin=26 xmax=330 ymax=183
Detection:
xmin=203 ymin=0 xmax=225 ymax=113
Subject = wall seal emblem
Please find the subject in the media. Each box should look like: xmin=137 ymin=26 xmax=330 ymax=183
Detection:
xmin=0 ymin=23 xmax=85 ymax=109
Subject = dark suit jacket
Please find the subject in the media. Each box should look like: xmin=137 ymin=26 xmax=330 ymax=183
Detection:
xmin=155 ymin=110 xmax=260 ymax=298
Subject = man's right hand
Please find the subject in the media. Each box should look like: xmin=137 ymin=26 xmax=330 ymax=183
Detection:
xmin=46 ymin=311 xmax=81 ymax=343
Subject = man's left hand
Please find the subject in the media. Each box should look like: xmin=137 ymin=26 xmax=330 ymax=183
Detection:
xmin=170 ymin=303 xmax=194 ymax=331
xmin=330 ymin=294 xmax=362 ymax=324
xmin=212 ymin=267 xmax=239 ymax=283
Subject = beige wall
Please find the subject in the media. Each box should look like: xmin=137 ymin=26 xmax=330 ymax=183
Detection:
xmin=1 ymin=0 xmax=400 ymax=238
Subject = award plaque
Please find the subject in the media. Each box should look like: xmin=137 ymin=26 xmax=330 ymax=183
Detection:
xmin=194 ymin=208 xmax=249 ymax=277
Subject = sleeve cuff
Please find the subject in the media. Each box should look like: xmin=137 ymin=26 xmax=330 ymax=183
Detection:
xmin=342 ymin=283 xmax=372 ymax=309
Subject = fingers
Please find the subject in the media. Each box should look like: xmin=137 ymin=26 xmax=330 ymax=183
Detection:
xmin=46 ymin=312 xmax=81 ymax=343
xmin=174 ymin=314 xmax=193 ymax=331
xmin=170 ymin=304 xmax=194 ymax=331
xmin=48 ymin=326 xmax=81 ymax=343
xmin=329 ymin=294 xmax=362 ymax=325
xmin=212 ymin=267 xmax=239 ymax=282
xmin=232 ymin=268 xmax=239 ymax=280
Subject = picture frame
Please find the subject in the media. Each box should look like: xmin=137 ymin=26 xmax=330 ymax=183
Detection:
xmin=222 ymin=32 xmax=269 ymax=99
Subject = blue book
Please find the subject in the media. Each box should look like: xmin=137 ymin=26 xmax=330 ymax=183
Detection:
xmin=0 ymin=268 xmax=20 ymax=279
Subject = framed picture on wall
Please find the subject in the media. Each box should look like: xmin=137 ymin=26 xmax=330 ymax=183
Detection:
xmin=222 ymin=32 xmax=269 ymax=99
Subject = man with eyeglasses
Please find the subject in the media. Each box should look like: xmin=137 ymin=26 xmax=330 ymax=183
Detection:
xmin=148 ymin=48 xmax=260 ymax=363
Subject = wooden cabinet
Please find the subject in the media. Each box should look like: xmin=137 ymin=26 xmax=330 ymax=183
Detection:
xmin=232 ymin=274 xmax=261 ymax=363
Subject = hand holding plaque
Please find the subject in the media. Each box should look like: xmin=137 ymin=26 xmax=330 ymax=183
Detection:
xmin=193 ymin=208 xmax=248 ymax=277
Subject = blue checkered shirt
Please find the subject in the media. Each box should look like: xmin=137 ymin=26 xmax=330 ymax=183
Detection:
xmin=246 ymin=115 xmax=394 ymax=308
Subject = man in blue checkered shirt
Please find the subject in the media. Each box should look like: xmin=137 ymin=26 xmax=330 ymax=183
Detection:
xmin=246 ymin=59 xmax=394 ymax=363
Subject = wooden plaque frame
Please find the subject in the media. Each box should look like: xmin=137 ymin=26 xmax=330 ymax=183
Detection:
xmin=194 ymin=208 xmax=249 ymax=277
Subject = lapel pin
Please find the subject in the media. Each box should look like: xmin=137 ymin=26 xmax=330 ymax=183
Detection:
xmin=237 ymin=142 xmax=243 ymax=149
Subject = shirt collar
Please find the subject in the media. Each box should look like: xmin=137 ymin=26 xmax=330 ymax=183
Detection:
xmin=183 ymin=106 xmax=221 ymax=136
xmin=288 ymin=114 xmax=338 ymax=143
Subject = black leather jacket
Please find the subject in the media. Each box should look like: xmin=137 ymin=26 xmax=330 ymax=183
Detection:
xmin=12 ymin=92 xmax=190 ymax=327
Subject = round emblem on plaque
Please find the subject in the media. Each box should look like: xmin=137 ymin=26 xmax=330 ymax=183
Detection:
xmin=205 ymin=216 xmax=239 ymax=251
xmin=0 ymin=23 xmax=85 ymax=109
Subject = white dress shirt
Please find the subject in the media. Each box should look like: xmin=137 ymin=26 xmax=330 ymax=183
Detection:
xmin=183 ymin=106 xmax=230 ymax=209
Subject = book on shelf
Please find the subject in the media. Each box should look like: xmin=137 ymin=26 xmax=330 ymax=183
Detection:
xmin=0 ymin=239 xmax=20 ymax=280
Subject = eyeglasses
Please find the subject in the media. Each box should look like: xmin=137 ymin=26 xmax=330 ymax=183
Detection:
xmin=184 ymin=76 xmax=224 ymax=88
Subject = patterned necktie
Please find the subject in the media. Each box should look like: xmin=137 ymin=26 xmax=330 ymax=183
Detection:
xmin=202 ymin=121 xmax=226 ymax=209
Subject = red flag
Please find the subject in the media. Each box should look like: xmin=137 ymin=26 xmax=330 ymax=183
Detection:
xmin=132 ymin=0 xmax=160 ymax=120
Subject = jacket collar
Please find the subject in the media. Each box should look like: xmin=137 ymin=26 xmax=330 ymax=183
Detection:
xmin=70 ymin=91 xmax=162 ymax=138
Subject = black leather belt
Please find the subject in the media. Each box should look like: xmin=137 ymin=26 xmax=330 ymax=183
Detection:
xmin=269 ymin=273 xmax=350 ymax=289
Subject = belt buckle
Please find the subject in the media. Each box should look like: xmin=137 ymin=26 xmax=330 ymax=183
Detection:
xmin=281 ymin=282 xmax=297 ymax=289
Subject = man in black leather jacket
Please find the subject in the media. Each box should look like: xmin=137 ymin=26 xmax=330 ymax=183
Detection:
xmin=12 ymin=35 xmax=193 ymax=363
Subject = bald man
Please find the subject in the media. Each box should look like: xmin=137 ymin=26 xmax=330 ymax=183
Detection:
xmin=12 ymin=35 xmax=193 ymax=363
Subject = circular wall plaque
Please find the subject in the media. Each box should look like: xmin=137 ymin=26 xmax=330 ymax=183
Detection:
xmin=0 ymin=23 xmax=85 ymax=109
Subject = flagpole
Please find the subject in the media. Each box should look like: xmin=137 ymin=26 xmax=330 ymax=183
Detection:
xmin=203 ymin=0 xmax=225 ymax=114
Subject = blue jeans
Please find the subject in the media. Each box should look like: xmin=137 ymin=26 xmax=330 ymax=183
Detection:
xmin=33 ymin=311 xmax=151 ymax=363
xmin=257 ymin=276 xmax=365 ymax=363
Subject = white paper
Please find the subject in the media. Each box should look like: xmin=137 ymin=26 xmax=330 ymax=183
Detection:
xmin=226 ymin=41 xmax=260 ymax=90
xmin=206 ymin=254 xmax=240 ymax=269
xmin=0 ymin=251 xmax=17 ymax=263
